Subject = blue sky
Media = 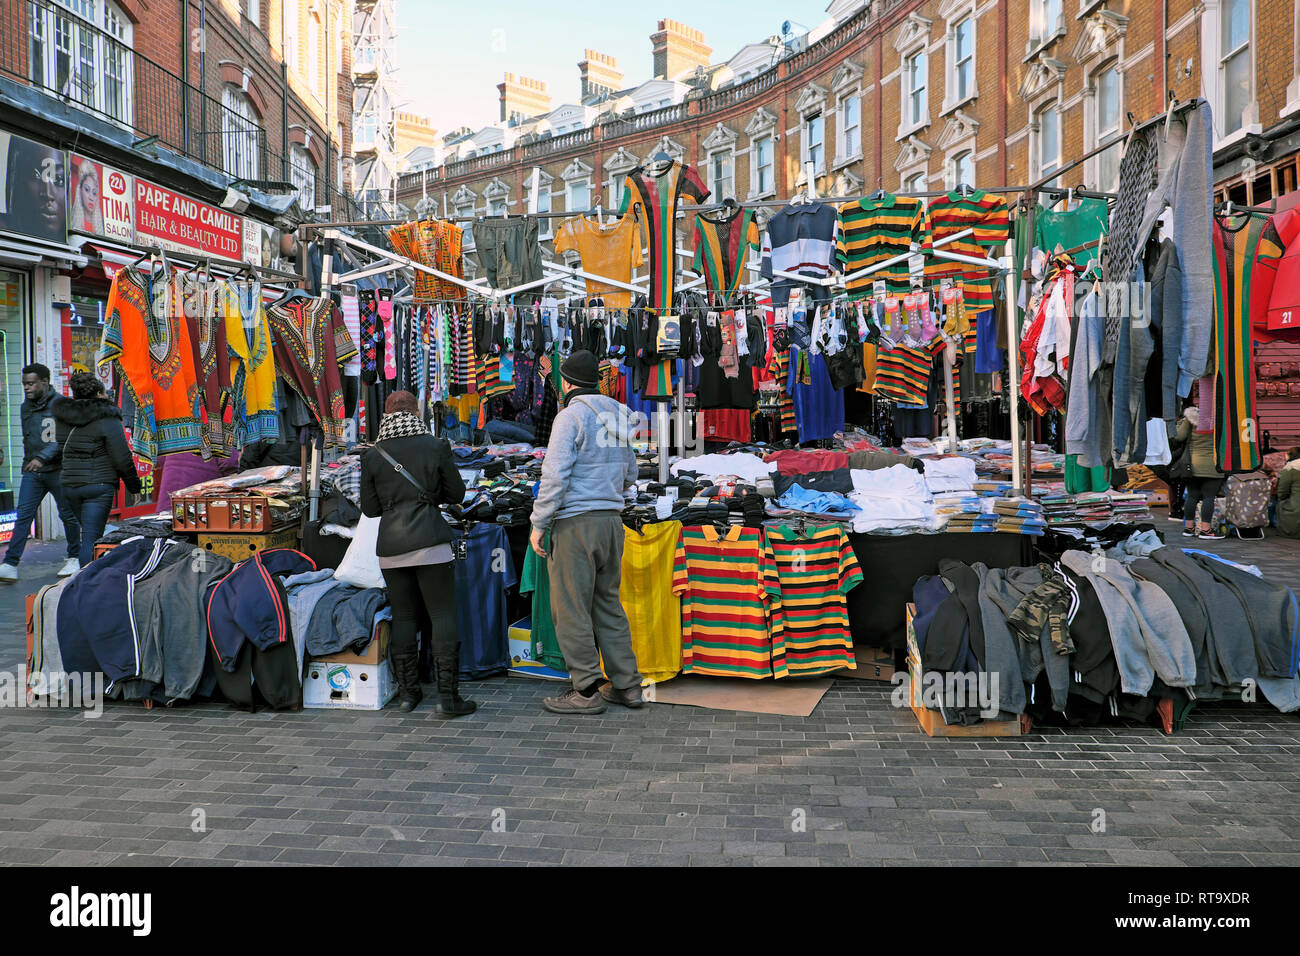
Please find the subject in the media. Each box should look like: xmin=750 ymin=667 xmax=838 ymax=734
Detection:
xmin=395 ymin=1 xmax=833 ymax=135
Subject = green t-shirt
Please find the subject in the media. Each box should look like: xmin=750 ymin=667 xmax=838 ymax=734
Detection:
xmin=1034 ymin=198 xmax=1108 ymax=254
xmin=520 ymin=539 xmax=567 ymax=671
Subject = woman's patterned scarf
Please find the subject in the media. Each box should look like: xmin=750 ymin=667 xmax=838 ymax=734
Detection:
xmin=376 ymin=411 xmax=429 ymax=442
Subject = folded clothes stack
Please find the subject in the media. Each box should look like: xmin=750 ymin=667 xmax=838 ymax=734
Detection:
xmin=944 ymin=512 xmax=999 ymax=532
xmin=932 ymin=493 xmax=982 ymax=515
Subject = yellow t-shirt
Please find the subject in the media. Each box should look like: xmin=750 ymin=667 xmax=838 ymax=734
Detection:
xmin=619 ymin=520 xmax=682 ymax=684
xmin=553 ymin=215 xmax=643 ymax=309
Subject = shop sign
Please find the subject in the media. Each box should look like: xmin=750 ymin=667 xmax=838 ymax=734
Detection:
xmin=135 ymin=180 xmax=243 ymax=260
xmin=0 ymin=130 xmax=67 ymax=244
xmin=68 ymin=154 xmax=134 ymax=243
xmin=0 ymin=510 xmax=17 ymax=546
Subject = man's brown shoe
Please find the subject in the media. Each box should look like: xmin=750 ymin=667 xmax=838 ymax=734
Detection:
xmin=599 ymin=681 xmax=644 ymax=708
xmin=542 ymin=687 xmax=607 ymax=715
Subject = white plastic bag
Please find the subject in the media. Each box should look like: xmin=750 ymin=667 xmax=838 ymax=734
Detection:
xmin=1143 ymin=418 xmax=1172 ymax=466
xmin=334 ymin=513 xmax=386 ymax=589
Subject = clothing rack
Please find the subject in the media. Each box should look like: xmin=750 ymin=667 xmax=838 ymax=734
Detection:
xmin=112 ymin=243 xmax=300 ymax=284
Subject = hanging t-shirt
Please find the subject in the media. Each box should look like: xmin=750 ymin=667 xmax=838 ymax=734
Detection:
xmin=787 ymin=346 xmax=845 ymax=443
xmin=1212 ymin=213 xmax=1283 ymax=473
xmin=672 ymin=524 xmax=782 ymax=679
xmin=763 ymin=524 xmax=863 ymax=676
xmin=553 ymin=215 xmax=643 ymax=309
xmin=620 ymin=521 xmax=683 ymax=683
xmin=874 ymin=339 xmax=943 ymax=406
xmin=520 ymin=541 xmax=566 ymax=672
xmin=836 ymin=194 xmax=929 ymax=297
xmin=1034 ymin=197 xmax=1108 ymax=254
xmin=617 ymin=161 xmax=710 ymax=309
xmin=691 ymin=206 xmax=761 ymax=300
xmin=451 ymin=522 xmax=517 ymax=679
xmin=925 ymin=190 xmax=1011 ymax=311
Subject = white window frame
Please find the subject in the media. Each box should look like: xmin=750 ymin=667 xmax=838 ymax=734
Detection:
xmin=899 ymin=50 xmax=930 ymax=138
xmin=902 ymin=170 xmax=928 ymax=194
xmin=745 ymin=108 xmax=778 ymax=200
xmin=456 ymin=203 xmax=477 ymax=250
xmin=753 ymin=135 xmax=775 ymax=199
xmin=947 ymin=149 xmax=974 ymax=190
xmin=221 ymin=85 xmax=260 ymax=180
xmin=290 ymin=143 xmax=315 ymax=211
xmin=1218 ymin=0 xmax=1252 ymax=138
xmin=27 ymin=0 xmax=135 ymax=126
xmin=836 ymin=91 xmax=862 ymax=166
xmin=708 ymin=149 xmax=735 ymax=202
xmin=803 ymin=111 xmax=825 ymax=177
xmin=1032 ymin=100 xmax=1062 ymax=189
xmin=566 ymin=179 xmax=590 ymax=214
xmin=944 ymin=14 xmax=976 ymax=113
xmin=1027 ymin=0 xmax=1065 ymax=55
xmin=246 ymin=0 xmax=260 ymax=26
xmin=284 ymin=0 xmax=299 ymax=72
xmin=1087 ymin=59 xmax=1122 ymax=194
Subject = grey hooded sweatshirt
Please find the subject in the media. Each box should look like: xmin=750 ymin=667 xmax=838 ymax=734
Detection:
xmin=531 ymin=392 xmax=639 ymax=530
xmin=1059 ymin=550 xmax=1196 ymax=695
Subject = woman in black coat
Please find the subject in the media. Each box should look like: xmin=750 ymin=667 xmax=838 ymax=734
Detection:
xmin=53 ymin=372 xmax=141 ymax=567
xmin=359 ymin=391 xmax=472 ymax=715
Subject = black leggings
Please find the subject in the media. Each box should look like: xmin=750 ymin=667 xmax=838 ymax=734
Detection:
xmin=1184 ymin=477 xmax=1224 ymax=524
xmin=381 ymin=562 xmax=459 ymax=658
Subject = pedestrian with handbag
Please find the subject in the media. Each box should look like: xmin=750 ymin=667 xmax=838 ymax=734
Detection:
xmin=359 ymin=391 xmax=473 ymax=715
xmin=1172 ymin=404 xmax=1225 ymax=539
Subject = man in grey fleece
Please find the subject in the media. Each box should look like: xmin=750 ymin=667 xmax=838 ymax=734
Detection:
xmin=529 ymin=350 xmax=644 ymax=715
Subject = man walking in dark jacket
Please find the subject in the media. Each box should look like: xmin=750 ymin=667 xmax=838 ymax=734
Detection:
xmin=529 ymin=350 xmax=643 ymax=715
xmin=0 ymin=364 xmax=80 ymax=582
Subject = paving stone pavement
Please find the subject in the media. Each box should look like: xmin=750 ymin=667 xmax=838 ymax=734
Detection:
xmin=1 ymin=537 xmax=1298 ymax=867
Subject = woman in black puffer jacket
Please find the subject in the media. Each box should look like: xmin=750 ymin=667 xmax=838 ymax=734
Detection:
xmin=54 ymin=372 xmax=141 ymax=566
xmin=360 ymin=390 xmax=470 ymax=716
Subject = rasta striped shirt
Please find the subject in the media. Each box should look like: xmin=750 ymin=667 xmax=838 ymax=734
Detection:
xmin=925 ymin=190 xmax=1011 ymax=310
xmin=836 ymin=195 xmax=929 ymax=297
xmin=692 ymin=207 xmax=761 ymax=299
xmin=874 ymin=339 xmax=943 ymax=405
xmin=617 ymin=161 xmax=710 ymax=310
xmin=1212 ymin=214 xmax=1283 ymax=473
xmin=673 ymin=524 xmax=783 ymax=679
xmin=763 ymin=524 xmax=863 ymax=676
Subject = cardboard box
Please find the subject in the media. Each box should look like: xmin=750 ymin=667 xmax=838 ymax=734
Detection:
xmin=507 ymin=618 xmax=571 ymax=681
xmin=905 ymin=603 xmax=1022 ymax=737
xmin=311 ymin=620 xmax=389 ymax=666
xmin=198 ymin=528 xmax=299 ymax=562
xmin=303 ymin=658 xmax=395 ymax=710
xmin=834 ymin=644 xmax=897 ymax=682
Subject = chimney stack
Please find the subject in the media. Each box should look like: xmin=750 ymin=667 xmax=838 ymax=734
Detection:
xmin=650 ymin=19 xmax=712 ymax=81
xmin=578 ymin=49 xmax=623 ymax=102
xmin=498 ymin=73 xmax=552 ymax=124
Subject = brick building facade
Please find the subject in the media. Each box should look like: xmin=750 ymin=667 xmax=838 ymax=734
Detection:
xmin=395 ymin=0 xmax=1300 ymax=268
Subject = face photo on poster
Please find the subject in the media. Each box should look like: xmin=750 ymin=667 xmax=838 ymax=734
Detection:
xmin=0 ymin=131 xmax=67 ymax=243
xmin=68 ymin=154 xmax=134 ymax=243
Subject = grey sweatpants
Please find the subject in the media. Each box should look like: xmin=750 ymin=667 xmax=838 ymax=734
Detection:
xmin=547 ymin=510 xmax=642 ymax=691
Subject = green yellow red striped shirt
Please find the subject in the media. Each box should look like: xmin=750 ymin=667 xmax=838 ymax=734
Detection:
xmin=1212 ymin=214 xmax=1283 ymax=473
xmin=763 ymin=524 xmax=863 ymax=676
xmin=617 ymin=161 xmax=710 ymax=309
xmin=692 ymin=207 xmax=761 ymax=299
xmin=672 ymin=524 xmax=782 ymax=679
xmin=835 ymin=195 xmax=929 ymax=297
xmin=925 ymin=190 xmax=1011 ymax=310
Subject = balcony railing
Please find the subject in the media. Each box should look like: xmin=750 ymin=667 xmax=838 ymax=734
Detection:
xmin=697 ymin=69 xmax=779 ymax=114
xmin=521 ymin=126 xmax=593 ymax=159
xmin=2 ymin=0 xmax=275 ymax=180
xmin=601 ymin=102 xmax=687 ymax=140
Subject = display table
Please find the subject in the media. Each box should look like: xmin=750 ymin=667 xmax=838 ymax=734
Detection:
xmin=845 ymin=532 xmax=1031 ymax=649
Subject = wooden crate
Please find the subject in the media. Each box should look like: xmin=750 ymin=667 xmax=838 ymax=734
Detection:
xmin=173 ymin=494 xmax=285 ymax=533
xmin=905 ymin=603 xmax=1023 ymax=738
xmin=198 ymin=528 xmax=300 ymax=562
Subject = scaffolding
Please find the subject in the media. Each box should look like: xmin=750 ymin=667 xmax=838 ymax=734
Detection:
xmin=352 ymin=0 xmax=401 ymax=220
